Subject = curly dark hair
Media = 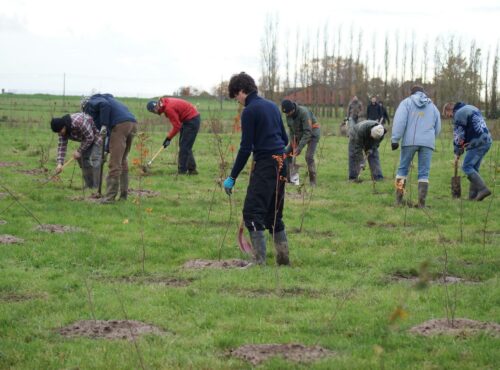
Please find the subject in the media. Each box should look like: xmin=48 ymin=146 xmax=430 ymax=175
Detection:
xmin=228 ymin=72 xmax=257 ymax=98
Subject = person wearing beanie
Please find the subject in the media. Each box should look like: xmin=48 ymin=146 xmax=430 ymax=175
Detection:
xmin=81 ymin=93 xmax=137 ymax=203
xmin=281 ymin=99 xmax=321 ymax=187
xmin=348 ymin=120 xmax=386 ymax=182
xmin=223 ymin=72 xmax=290 ymax=266
xmin=146 ymin=96 xmax=200 ymax=175
xmin=51 ymin=113 xmax=102 ymax=189
xmin=391 ymin=86 xmax=441 ymax=207
xmin=443 ymin=102 xmax=492 ymax=201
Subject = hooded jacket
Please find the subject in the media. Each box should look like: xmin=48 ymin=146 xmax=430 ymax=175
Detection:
xmin=391 ymin=91 xmax=441 ymax=149
xmin=452 ymin=102 xmax=492 ymax=155
xmin=285 ymin=104 xmax=313 ymax=153
xmin=83 ymin=94 xmax=137 ymax=132
xmin=351 ymin=120 xmax=386 ymax=152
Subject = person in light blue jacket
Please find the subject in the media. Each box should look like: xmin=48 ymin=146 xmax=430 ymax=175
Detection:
xmin=391 ymin=86 xmax=441 ymax=207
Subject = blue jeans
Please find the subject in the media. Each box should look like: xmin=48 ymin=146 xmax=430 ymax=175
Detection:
xmin=462 ymin=142 xmax=491 ymax=176
xmin=397 ymin=146 xmax=434 ymax=181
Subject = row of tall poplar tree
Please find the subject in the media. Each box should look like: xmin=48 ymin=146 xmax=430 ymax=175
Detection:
xmin=258 ymin=15 xmax=499 ymax=119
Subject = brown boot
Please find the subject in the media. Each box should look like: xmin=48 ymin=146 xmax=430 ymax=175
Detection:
xmin=119 ymin=172 xmax=129 ymax=200
xmin=273 ymin=230 xmax=290 ymax=266
xmin=100 ymin=176 xmax=119 ymax=204
xmin=395 ymin=178 xmax=406 ymax=206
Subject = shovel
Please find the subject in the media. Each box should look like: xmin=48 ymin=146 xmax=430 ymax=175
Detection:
xmin=142 ymin=146 xmax=165 ymax=173
xmin=451 ymin=157 xmax=461 ymax=199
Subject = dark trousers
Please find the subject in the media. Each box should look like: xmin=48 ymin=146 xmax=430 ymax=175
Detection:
xmin=178 ymin=115 xmax=200 ymax=173
xmin=243 ymin=157 xmax=287 ymax=233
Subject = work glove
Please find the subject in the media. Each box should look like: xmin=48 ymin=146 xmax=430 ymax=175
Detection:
xmin=391 ymin=142 xmax=399 ymax=151
xmin=55 ymin=163 xmax=63 ymax=174
xmin=162 ymin=137 xmax=171 ymax=148
xmin=284 ymin=145 xmax=292 ymax=155
xmin=223 ymin=176 xmax=235 ymax=195
xmin=72 ymin=150 xmax=81 ymax=160
xmin=104 ymin=137 xmax=110 ymax=153
xmin=99 ymin=127 xmax=107 ymax=136
xmin=455 ymin=147 xmax=464 ymax=156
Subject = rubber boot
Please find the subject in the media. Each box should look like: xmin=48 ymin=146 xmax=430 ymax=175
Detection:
xmin=395 ymin=178 xmax=406 ymax=206
xmin=273 ymin=230 xmax=290 ymax=266
xmin=100 ymin=176 xmax=119 ymax=204
xmin=468 ymin=173 xmax=491 ymax=201
xmin=92 ymin=166 xmax=101 ymax=190
xmin=417 ymin=181 xmax=428 ymax=208
xmin=468 ymin=180 xmax=478 ymax=200
xmin=119 ymin=172 xmax=129 ymax=201
xmin=81 ymin=167 xmax=95 ymax=189
xmin=309 ymin=171 xmax=317 ymax=187
xmin=249 ymin=230 xmax=267 ymax=265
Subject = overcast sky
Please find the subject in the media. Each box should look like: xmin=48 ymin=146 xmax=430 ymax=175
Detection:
xmin=1 ymin=0 xmax=499 ymax=97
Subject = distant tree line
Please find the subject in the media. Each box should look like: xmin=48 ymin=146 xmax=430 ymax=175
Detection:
xmin=254 ymin=15 xmax=499 ymax=119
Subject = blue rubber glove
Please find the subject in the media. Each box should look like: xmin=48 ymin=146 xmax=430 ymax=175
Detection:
xmin=223 ymin=176 xmax=235 ymax=195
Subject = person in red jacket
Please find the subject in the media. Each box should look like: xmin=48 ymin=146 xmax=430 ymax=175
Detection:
xmin=147 ymin=97 xmax=201 ymax=175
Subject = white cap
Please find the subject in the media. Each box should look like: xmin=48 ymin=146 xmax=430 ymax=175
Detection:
xmin=370 ymin=124 xmax=385 ymax=139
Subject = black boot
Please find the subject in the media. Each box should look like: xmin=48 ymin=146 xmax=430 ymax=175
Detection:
xmin=273 ymin=230 xmax=290 ymax=266
xmin=249 ymin=230 xmax=267 ymax=265
xmin=468 ymin=173 xmax=491 ymax=201
xmin=119 ymin=172 xmax=129 ymax=200
xmin=309 ymin=171 xmax=317 ymax=187
xmin=418 ymin=181 xmax=428 ymax=208
xmin=100 ymin=176 xmax=119 ymax=204
xmin=468 ymin=181 xmax=478 ymax=200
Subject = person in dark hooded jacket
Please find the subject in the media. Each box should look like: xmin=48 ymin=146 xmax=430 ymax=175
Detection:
xmin=443 ymin=102 xmax=492 ymax=201
xmin=349 ymin=120 xmax=386 ymax=181
xmin=81 ymin=94 xmax=137 ymax=203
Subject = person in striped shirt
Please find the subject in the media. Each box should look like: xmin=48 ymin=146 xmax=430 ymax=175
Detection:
xmin=51 ymin=113 xmax=102 ymax=189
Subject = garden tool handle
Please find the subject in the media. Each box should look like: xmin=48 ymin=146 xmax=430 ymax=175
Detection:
xmin=147 ymin=146 xmax=164 ymax=166
xmin=454 ymin=157 xmax=459 ymax=177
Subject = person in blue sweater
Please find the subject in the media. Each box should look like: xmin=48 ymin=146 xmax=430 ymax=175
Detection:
xmin=223 ymin=72 xmax=290 ymax=266
xmin=443 ymin=102 xmax=492 ymax=201
xmin=81 ymin=94 xmax=137 ymax=203
xmin=391 ymin=86 xmax=441 ymax=207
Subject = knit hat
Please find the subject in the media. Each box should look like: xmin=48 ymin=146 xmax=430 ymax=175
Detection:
xmin=147 ymin=100 xmax=157 ymax=113
xmin=370 ymin=124 xmax=385 ymax=140
xmin=410 ymin=85 xmax=425 ymax=95
xmin=281 ymin=99 xmax=295 ymax=114
xmin=51 ymin=114 xmax=72 ymax=133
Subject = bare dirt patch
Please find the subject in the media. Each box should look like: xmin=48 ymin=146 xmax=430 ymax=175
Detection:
xmin=410 ymin=318 xmax=500 ymax=337
xmin=128 ymin=188 xmax=160 ymax=197
xmin=35 ymin=224 xmax=82 ymax=233
xmin=57 ymin=320 xmax=165 ymax=340
xmin=0 ymin=234 xmax=24 ymax=244
xmin=110 ymin=275 xmax=194 ymax=287
xmin=289 ymin=227 xmax=336 ymax=237
xmin=389 ymin=271 xmax=475 ymax=285
xmin=17 ymin=168 xmax=48 ymax=175
xmin=183 ymin=259 xmax=251 ymax=269
xmin=0 ymin=161 xmax=23 ymax=167
xmin=221 ymin=286 xmax=323 ymax=298
xmin=0 ymin=192 xmax=7 ymax=199
xmin=0 ymin=292 xmax=46 ymax=302
xmin=229 ymin=343 xmax=335 ymax=365
xmin=0 ymin=220 xmax=7 ymax=225
xmin=68 ymin=195 xmax=102 ymax=203
xmin=366 ymin=220 xmax=397 ymax=228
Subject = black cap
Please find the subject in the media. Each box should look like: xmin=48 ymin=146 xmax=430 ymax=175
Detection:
xmin=281 ymin=99 xmax=295 ymax=114
xmin=51 ymin=114 xmax=72 ymax=133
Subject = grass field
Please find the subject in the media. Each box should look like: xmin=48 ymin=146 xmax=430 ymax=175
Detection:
xmin=0 ymin=95 xmax=499 ymax=369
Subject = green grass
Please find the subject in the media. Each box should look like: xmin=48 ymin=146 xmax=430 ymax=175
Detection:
xmin=0 ymin=95 xmax=499 ymax=369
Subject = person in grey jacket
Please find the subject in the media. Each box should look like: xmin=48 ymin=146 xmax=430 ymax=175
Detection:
xmin=349 ymin=120 xmax=386 ymax=181
xmin=391 ymin=86 xmax=441 ymax=207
